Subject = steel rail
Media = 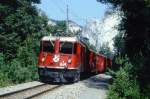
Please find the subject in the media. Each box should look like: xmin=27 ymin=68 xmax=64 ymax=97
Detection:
xmin=0 ymin=83 xmax=62 ymax=99
xmin=26 ymin=85 xmax=62 ymax=99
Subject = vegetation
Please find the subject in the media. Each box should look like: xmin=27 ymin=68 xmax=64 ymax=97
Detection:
xmin=108 ymin=56 xmax=144 ymax=99
xmin=97 ymin=0 xmax=150 ymax=98
xmin=48 ymin=20 xmax=66 ymax=36
xmin=99 ymin=42 xmax=113 ymax=58
xmin=47 ymin=20 xmax=80 ymax=36
xmin=0 ymin=0 xmax=49 ymax=87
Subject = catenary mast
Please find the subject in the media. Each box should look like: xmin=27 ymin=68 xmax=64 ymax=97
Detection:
xmin=66 ymin=2 xmax=69 ymax=34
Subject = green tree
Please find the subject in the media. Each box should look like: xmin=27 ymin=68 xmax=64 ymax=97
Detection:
xmin=0 ymin=0 xmax=48 ymax=59
xmin=97 ymin=0 xmax=150 ymax=98
xmin=0 ymin=0 xmax=49 ymax=86
xmin=99 ymin=42 xmax=113 ymax=58
xmin=49 ymin=20 xmax=67 ymax=36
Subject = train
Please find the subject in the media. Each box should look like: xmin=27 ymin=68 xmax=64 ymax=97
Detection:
xmin=38 ymin=36 xmax=112 ymax=82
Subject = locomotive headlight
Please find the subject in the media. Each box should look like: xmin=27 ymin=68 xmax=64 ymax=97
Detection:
xmin=68 ymin=59 xmax=72 ymax=64
xmin=42 ymin=57 xmax=45 ymax=62
xmin=42 ymin=53 xmax=47 ymax=63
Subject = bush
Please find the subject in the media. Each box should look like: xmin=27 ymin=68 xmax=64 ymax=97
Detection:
xmin=107 ymin=67 xmax=141 ymax=99
xmin=0 ymin=45 xmax=39 ymax=86
xmin=0 ymin=72 xmax=11 ymax=87
xmin=0 ymin=53 xmax=12 ymax=87
xmin=6 ymin=46 xmax=39 ymax=84
xmin=107 ymin=56 xmax=142 ymax=99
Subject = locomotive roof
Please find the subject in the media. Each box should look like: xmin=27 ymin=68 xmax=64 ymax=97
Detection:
xmin=41 ymin=36 xmax=78 ymax=42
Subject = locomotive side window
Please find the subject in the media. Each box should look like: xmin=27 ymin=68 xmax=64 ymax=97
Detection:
xmin=42 ymin=41 xmax=54 ymax=52
xmin=60 ymin=42 xmax=73 ymax=54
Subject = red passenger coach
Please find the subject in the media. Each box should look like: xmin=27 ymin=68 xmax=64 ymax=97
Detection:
xmin=96 ymin=54 xmax=106 ymax=72
xmin=38 ymin=36 xmax=112 ymax=82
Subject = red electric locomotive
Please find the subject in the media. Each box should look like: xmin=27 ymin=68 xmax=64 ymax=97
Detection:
xmin=38 ymin=36 xmax=112 ymax=82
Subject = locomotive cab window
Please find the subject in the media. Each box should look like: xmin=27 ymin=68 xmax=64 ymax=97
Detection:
xmin=60 ymin=42 xmax=73 ymax=54
xmin=42 ymin=41 xmax=54 ymax=53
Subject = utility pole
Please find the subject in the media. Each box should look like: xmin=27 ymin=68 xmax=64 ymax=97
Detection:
xmin=66 ymin=3 xmax=69 ymax=34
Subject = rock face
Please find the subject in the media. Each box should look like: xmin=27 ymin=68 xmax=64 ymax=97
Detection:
xmin=81 ymin=11 xmax=121 ymax=57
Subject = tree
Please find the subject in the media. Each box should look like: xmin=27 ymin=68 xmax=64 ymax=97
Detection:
xmin=99 ymin=42 xmax=113 ymax=58
xmin=0 ymin=0 xmax=48 ymax=59
xmin=50 ymin=21 xmax=66 ymax=36
xmin=0 ymin=0 xmax=49 ymax=86
xmin=97 ymin=0 xmax=150 ymax=97
xmin=97 ymin=0 xmax=150 ymax=56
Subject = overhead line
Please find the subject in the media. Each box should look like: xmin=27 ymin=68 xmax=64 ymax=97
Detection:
xmin=50 ymin=0 xmax=87 ymax=24
xmin=60 ymin=0 xmax=84 ymax=21
xmin=50 ymin=0 xmax=66 ymax=15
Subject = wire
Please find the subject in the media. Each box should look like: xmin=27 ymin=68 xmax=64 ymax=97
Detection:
xmin=50 ymin=0 xmax=88 ymax=25
xmin=60 ymin=0 xmax=66 ymax=6
xmin=50 ymin=0 xmax=66 ymax=15
xmin=59 ymin=0 xmax=86 ymax=22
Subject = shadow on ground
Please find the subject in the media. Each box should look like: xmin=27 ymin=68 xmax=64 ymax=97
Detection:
xmin=82 ymin=74 xmax=112 ymax=90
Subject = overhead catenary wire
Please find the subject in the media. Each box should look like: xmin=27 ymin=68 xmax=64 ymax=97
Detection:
xmin=50 ymin=0 xmax=104 ymax=27
xmin=50 ymin=0 xmax=87 ymax=22
xmin=46 ymin=0 xmax=103 ymax=26
xmin=60 ymin=0 xmax=80 ymax=19
xmin=50 ymin=0 xmax=66 ymax=16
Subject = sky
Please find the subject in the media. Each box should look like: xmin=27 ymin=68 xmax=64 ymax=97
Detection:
xmin=37 ymin=0 xmax=107 ymax=26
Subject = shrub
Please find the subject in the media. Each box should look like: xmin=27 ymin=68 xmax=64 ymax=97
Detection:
xmin=107 ymin=56 xmax=142 ymax=99
xmin=0 ymin=53 xmax=12 ymax=87
xmin=6 ymin=46 xmax=39 ymax=84
xmin=0 ymin=45 xmax=39 ymax=86
xmin=107 ymin=67 xmax=141 ymax=99
xmin=0 ymin=72 xmax=11 ymax=87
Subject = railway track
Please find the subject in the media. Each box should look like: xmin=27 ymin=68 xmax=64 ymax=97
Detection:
xmin=0 ymin=83 xmax=62 ymax=99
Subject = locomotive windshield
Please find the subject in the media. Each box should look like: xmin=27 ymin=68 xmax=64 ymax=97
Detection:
xmin=42 ymin=41 xmax=54 ymax=52
xmin=60 ymin=42 xmax=73 ymax=54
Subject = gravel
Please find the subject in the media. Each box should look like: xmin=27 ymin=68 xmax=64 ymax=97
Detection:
xmin=0 ymin=74 xmax=112 ymax=99
xmin=34 ymin=74 xmax=112 ymax=99
xmin=0 ymin=81 xmax=44 ymax=96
